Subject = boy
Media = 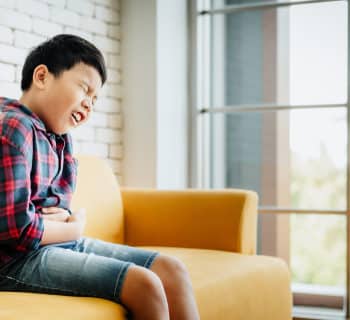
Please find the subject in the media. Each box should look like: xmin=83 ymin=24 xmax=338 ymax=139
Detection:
xmin=0 ymin=34 xmax=200 ymax=320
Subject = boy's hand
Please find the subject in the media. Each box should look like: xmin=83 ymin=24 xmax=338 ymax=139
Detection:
xmin=41 ymin=207 xmax=70 ymax=222
xmin=67 ymin=208 xmax=87 ymax=237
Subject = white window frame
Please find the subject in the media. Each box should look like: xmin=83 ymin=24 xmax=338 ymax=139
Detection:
xmin=189 ymin=0 xmax=350 ymax=319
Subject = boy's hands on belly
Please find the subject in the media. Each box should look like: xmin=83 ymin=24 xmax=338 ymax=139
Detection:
xmin=40 ymin=207 xmax=87 ymax=245
xmin=42 ymin=207 xmax=70 ymax=222
xmin=67 ymin=208 xmax=87 ymax=238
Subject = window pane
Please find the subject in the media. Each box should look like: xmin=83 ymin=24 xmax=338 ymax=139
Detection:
xmin=290 ymin=109 xmax=346 ymax=210
xmin=290 ymin=214 xmax=346 ymax=289
xmin=257 ymin=213 xmax=346 ymax=311
xmin=201 ymin=1 xmax=347 ymax=108
xmin=209 ymin=108 xmax=346 ymax=210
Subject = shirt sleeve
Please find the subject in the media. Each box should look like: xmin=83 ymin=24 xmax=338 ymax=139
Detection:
xmin=0 ymin=137 xmax=44 ymax=252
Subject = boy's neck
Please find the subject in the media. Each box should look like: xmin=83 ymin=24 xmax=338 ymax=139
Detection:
xmin=18 ymin=93 xmax=40 ymax=115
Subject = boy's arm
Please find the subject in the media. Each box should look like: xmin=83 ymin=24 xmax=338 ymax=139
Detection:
xmin=41 ymin=209 xmax=86 ymax=245
xmin=41 ymin=220 xmax=78 ymax=245
xmin=0 ymin=137 xmax=85 ymax=248
xmin=0 ymin=138 xmax=43 ymax=252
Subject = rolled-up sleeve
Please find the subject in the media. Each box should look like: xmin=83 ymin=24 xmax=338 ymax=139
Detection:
xmin=0 ymin=137 xmax=44 ymax=252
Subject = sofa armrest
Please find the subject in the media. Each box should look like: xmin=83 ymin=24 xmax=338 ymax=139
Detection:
xmin=120 ymin=188 xmax=258 ymax=254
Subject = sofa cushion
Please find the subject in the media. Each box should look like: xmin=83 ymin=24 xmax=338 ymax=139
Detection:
xmin=0 ymin=246 xmax=291 ymax=320
xmin=146 ymin=246 xmax=292 ymax=320
xmin=0 ymin=291 xmax=127 ymax=320
xmin=71 ymin=155 xmax=125 ymax=244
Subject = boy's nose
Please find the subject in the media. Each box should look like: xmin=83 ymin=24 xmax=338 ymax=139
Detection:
xmin=82 ymin=97 xmax=93 ymax=112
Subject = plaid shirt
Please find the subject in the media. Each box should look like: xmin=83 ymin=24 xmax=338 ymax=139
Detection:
xmin=0 ymin=97 xmax=78 ymax=267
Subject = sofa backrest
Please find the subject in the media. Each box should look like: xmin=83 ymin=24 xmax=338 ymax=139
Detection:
xmin=70 ymin=155 xmax=125 ymax=244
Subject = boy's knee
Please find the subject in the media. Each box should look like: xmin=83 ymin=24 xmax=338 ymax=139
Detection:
xmin=151 ymin=255 xmax=192 ymax=289
xmin=119 ymin=265 xmax=168 ymax=310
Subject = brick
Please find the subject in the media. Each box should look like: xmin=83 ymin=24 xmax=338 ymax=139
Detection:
xmin=95 ymin=5 xmax=119 ymax=23
xmin=96 ymin=128 xmax=121 ymax=143
xmin=94 ymin=97 xmax=120 ymax=113
xmin=79 ymin=142 xmax=108 ymax=157
xmin=107 ymin=53 xmax=121 ymax=69
xmin=0 ymin=81 xmax=21 ymax=99
xmin=109 ymin=143 xmax=122 ymax=159
xmin=92 ymin=35 xmax=119 ymax=54
xmin=40 ymin=0 xmax=65 ymax=7
xmin=16 ymin=0 xmax=50 ymax=19
xmin=107 ymin=69 xmax=121 ymax=83
xmin=14 ymin=31 xmax=45 ymax=49
xmin=93 ymin=0 xmax=112 ymax=7
xmin=50 ymin=7 xmax=80 ymax=28
xmin=15 ymin=65 xmax=23 ymax=83
xmin=64 ymin=27 xmax=93 ymax=42
xmin=0 ymin=0 xmax=15 ymax=9
xmin=93 ymin=0 xmax=119 ymax=11
xmin=107 ymin=113 xmax=121 ymax=129
xmin=106 ymin=83 xmax=122 ymax=99
xmin=89 ymin=111 xmax=108 ymax=127
xmin=111 ymin=0 xmax=119 ymax=11
xmin=0 ymin=8 xmax=31 ymax=31
xmin=0 ymin=63 xmax=15 ymax=82
xmin=0 ymin=44 xmax=27 ymax=65
xmin=66 ymin=0 xmax=94 ymax=17
xmin=0 ymin=26 xmax=13 ymax=44
xmin=107 ymin=24 xmax=120 ymax=40
xmin=71 ymin=125 xmax=95 ymax=141
xmin=79 ymin=17 xmax=108 ymax=36
xmin=33 ymin=19 xmax=63 ymax=37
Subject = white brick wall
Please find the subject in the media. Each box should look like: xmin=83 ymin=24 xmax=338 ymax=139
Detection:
xmin=0 ymin=0 xmax=123 ymax=183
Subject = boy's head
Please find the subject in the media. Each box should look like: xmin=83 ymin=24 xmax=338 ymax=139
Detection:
xmin=19 ymin=34 xmax=107 ymax=135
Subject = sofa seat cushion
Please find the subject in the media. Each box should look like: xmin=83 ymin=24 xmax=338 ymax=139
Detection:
xmin=0 ymin=291 xmax=127 ymax=320
xmin=0 ymin=246 xmax=291 ymax=320
xmin=144 ymin=246 xmax=292 ymax=320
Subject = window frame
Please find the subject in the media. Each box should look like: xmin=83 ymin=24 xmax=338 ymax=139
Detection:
xmin=188 ymin=0 xmax=350 ymax=318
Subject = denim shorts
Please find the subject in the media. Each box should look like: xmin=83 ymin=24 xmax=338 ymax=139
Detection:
xmin=0 ymin=237 xmax=160 ymax=306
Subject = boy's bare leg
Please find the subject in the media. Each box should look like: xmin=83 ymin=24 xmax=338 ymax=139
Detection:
xmin=120 ymin=266 xmax=170 ymax=320
xmin=150 ymin=255 xmax=201 ymax=320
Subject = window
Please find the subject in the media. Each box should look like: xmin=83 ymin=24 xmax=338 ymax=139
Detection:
xmin=191 ymin=0 xmax=349 ymax=318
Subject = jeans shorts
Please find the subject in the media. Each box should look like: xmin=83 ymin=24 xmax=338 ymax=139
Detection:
xmin=0 ymin=237 xmax=160 ymax=306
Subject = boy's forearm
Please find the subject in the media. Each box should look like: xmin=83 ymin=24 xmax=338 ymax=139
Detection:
xmin=41 ymin=220 xmax=80 ymax=245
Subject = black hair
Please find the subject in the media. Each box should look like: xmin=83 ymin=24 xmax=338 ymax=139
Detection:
xmin=21 ymin=34 xmax=107 ymax=91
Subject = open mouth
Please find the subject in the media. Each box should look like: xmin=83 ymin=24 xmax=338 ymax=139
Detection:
xmin=71 ymin=111 xmax=83 ymax=126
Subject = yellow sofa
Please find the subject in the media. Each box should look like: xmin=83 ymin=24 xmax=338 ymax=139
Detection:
xmin=0 ymin=155 xmax=292 ymax=320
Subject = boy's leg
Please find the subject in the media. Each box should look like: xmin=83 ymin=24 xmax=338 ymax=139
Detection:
xmin=73 ymin=237 xmax=160 ymax=269
xmin=74 ymin=237 xmax=200 ymax=320
xmin=0 ymin=244 xmax=167 ymax=320
xmin=73 ymin=237 xmax=173 ymax=320
xmin=120 ymin=265 xmax=169 ymax=320
xmin=150 ymin=255 xmax=201 ymax=320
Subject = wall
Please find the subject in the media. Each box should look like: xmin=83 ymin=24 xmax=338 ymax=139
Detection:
xmin=0 ymin=0 xmax=123 ymax=183
xmin=121 ymin=0 xmax=188 ymax=188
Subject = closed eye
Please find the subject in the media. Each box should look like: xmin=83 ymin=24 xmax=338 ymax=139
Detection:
xmin=81 ymin=84 xmax=88 ymax=93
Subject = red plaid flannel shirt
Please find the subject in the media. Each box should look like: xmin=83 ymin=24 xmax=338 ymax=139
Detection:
xmin=0 ymin=97 xmax=78 ymax=267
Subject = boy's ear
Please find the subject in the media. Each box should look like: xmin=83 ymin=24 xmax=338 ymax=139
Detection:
xmin=32 ymin=64 xmax=50 ymax=90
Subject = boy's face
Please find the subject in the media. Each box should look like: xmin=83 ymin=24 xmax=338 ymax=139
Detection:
xmin=37 ymin=62 xmax=102 ymax=135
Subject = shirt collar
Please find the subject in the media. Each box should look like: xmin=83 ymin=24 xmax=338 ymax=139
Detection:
xmin=1 ymin=97 xmax=65 ymax=139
